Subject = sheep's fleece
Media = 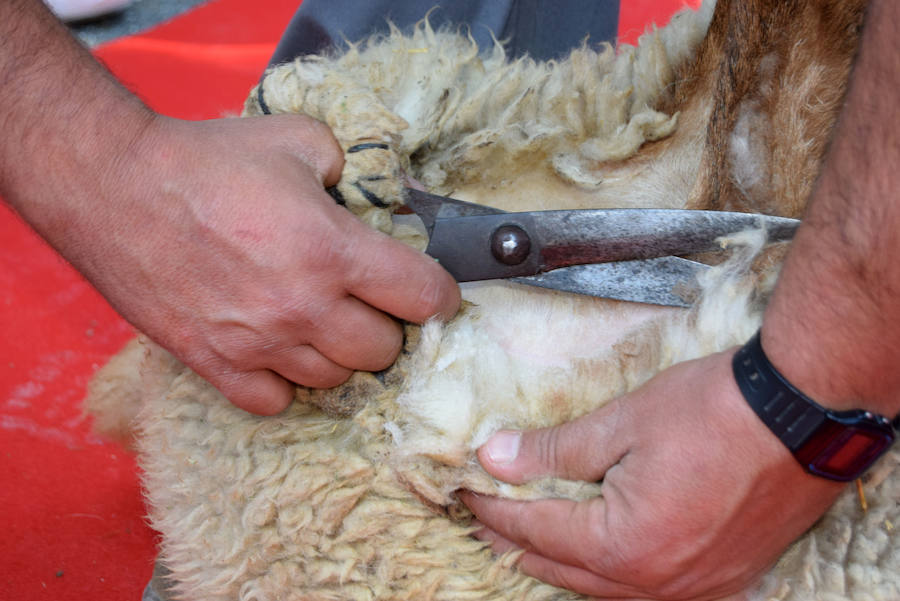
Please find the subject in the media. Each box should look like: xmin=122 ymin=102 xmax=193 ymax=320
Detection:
xmin=87 ymin=1 xmax=899 ymax=600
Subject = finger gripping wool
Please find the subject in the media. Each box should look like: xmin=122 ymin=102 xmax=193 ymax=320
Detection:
xmin=86 ymin=1 xmax=899 ymax=600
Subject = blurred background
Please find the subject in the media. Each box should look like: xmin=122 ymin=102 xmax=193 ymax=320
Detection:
xmin=55 ymin=0 xmax=210 ymax=45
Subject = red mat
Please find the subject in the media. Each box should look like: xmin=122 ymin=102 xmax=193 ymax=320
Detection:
xmin=0 ymin=2 xmax=698 ymax=599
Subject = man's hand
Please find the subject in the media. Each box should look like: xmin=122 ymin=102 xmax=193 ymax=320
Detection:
xmin=461 ymin=1 xmax=900 ymax=595
xmin=460 ymin=350 xmax=844 ymax=600
xmin=72 ymin=115 xmax=461 ymax=414
xmin=0 ymin=0 xmax=459 ymax=415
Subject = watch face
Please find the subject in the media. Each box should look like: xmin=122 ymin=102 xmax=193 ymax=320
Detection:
xmin=795 ymin=414 xmax=895 ymax=482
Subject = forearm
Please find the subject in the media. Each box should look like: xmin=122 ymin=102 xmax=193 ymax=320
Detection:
xmin=762 ymin=0 xmax=900 ymax=416
xmin=0 ymin=0 xmax=154 ymax=262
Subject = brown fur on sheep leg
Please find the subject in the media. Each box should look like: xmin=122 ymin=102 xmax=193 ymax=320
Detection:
xmin=86 ymin=1 xmax=900 ymax=600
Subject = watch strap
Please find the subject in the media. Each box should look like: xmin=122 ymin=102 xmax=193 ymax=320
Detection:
xmin=732 ymin=331 xmax=828 ymax=451
xmin=733 ymin=330 xmax=897 ymax=481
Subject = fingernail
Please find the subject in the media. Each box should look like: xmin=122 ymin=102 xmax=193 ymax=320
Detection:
xmin=484 ymin=431 xmax=520 ymax=465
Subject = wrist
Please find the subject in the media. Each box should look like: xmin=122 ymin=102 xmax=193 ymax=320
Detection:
xmin=734 ymin=331 xmax=896 ymax=482
xmin=5 ymin=93 xmax=157 ymax=256
xmin=761 ymin=249 xmax=900 ymax=418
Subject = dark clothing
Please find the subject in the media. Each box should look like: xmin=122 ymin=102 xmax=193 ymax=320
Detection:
xmin=268 ymin=0 xmax=620 ymax=66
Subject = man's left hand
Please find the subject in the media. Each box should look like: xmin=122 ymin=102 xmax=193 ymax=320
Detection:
xmin=460 ymin=350 xmax=845 ymax=600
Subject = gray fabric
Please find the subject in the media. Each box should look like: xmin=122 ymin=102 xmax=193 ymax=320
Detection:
xmin=268 ymin=0 xmax=619 ymax=65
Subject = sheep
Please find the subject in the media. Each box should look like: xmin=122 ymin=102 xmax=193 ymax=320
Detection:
xmin=87 ymin=1 xmax=899 ymax=600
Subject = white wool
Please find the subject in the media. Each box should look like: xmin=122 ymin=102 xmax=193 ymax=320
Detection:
xmin=253 ymin=4 xmax=714 ymax=213
xmin=729 ymin=97 xmax=772 ymax=207
xmin=392 ymin=230 xmax=766 ymax=471
xmin=394 ymin=289 xmax=671 ymax=463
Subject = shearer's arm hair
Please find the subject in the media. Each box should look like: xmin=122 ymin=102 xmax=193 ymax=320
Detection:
xmin=0 ymin=0 xmax=154 ymax=258
xmin=762 ymin=0 xmax=900 ymax=418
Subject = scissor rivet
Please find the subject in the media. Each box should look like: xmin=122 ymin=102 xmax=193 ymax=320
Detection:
xmin=490 ymin=225 xmax=531 ymax=265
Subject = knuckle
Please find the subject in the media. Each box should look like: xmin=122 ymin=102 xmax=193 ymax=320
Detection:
xmin=537 ymin=427 xmax=563 ymax=474
xmin=178 ymin=340 xmax=232 ymax=381
xmin=580 ymin=506 xmax=620 ymax=573
xmin=203 ymin=323 xmax=269 ymax=368
xmin=286 ymin=298 xmax=329 ymax=338
xmin=579 ymin=499 xmax=674 ymax=589
xmin=304 ymin=226 xmax=351 ymax=275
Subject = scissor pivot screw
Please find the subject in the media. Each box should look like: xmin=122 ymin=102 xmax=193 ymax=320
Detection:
xmin=491 ymin=225 xmax=531 ymax=265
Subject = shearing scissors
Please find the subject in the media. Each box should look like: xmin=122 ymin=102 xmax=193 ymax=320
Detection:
xmin=399 ymin=189 xmax=799 ymax=307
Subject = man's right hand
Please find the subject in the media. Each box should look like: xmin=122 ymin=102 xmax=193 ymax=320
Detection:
xmin=1 ymin=1 xmax=459 ymax=415
xmin=79 ymin=114 xmax=461 ymax=414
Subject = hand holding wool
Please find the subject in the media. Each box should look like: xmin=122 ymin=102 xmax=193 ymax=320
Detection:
xmin=1 ymin=0 xmax=460 ymax=415
xmin=461 ymin=350 xmax=845 ymax=600
xmin=463 ymin=2 xmax=900 ymax=593
xmin=103 ymin=116 xmax=461 ymax=414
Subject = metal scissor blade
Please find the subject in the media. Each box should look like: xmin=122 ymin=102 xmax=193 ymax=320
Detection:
xmin=425 ymin=208 xmax=798 ymax=281
xmin=512 ymin=256 xmax=708 ymax=308
xmin=403 ymin=188 xmax=506 ymax=235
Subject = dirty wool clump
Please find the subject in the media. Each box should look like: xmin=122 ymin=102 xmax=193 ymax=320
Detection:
xmin=85 ymin=1 xmax=898 ymax=600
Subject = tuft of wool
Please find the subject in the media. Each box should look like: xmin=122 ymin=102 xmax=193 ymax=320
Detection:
xmin=246 ymin=4 xmax=715 ymax=226
xmin=85 ymin=1 xmax=897 ymax=599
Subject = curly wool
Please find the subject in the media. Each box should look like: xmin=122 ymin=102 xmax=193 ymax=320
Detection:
xmin=248 ymin=4 xmax=713 ymax=229
xmin=86 ymin=1 xmax=898 ymax=600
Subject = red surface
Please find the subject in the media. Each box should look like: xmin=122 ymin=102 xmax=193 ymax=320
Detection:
xmin=1 ymin=2 xmax=696 ymax=600
xmin=618 ymin=0 xmax=704 ymax=46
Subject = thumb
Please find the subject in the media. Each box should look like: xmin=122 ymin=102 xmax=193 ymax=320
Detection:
xmin=477 ymin=400 xmax=629 ymax=484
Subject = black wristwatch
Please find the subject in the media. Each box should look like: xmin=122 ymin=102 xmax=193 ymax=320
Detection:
xmin=733 ymin=331 xmax=898 ymax=482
